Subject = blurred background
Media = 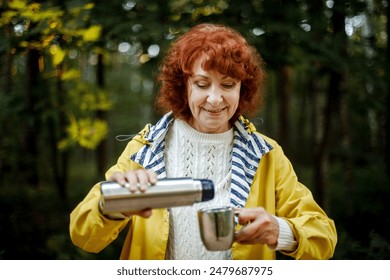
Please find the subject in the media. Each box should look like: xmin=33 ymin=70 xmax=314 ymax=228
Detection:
xmin=0 ymin=0 xmax=389 ymax=259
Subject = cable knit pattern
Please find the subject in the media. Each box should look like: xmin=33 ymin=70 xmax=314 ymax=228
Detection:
xmin=165 ymin=119 xmax=233 ymax=260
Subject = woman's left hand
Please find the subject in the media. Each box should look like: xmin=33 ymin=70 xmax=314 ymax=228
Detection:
xmin=234 ymin=207 xmax=279 ymax=248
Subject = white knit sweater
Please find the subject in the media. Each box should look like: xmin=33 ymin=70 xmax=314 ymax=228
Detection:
xmin=164 ymin=119 xmax=233 ymax=260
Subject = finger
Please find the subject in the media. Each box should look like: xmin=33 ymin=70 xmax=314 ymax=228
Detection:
xmin=109 ymin=172 xmax=127 ymax=185
xmin=236 ymin=208 xmax=259 ymax=226
xmin=235 ymin=222 xmax=258 ymax=242
xmin=234 ymin=208 xmax=269 ymax=242
xmin=134 ymin=169 xmax=150 ymax=192
xmin=235 ymin=217 xmax=278 ymax=246
xmin=245 ymin=228 xmax=276 ymax=246
xmin=235 ymin=229 xmax=265 ymax=244
xmin=138 ymin=208 xmax=153 ymax=218
xmin=123 ymin=208 xmax=153 ymax=219
xmin=145 ymin=169 xmax=158 ymax=185
xmin=247 ymin=228 xmax=267 ymax=243
xmin=123 ymin=171 xmax=139 ymax=192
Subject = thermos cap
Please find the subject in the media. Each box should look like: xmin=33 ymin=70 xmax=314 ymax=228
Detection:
xmin=198 ymin=179 xmax=215 ymax=202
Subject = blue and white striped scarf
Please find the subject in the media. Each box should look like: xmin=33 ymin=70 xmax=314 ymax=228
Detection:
xmin=130 ymin=112 xmax=273 ymax=209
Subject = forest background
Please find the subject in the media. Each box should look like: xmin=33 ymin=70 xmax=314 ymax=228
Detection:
xmin=0 ymin=0 xmax=389 ymax=260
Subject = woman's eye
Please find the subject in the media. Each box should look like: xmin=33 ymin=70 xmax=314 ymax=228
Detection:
xmin=196 ymin=83 xmax=209 ymax=89
xmin=222 ymin=83 xmax=235 ymax=89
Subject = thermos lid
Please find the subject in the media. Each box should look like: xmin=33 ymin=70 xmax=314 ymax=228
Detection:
xmin=198 ymin=179 xmax=215 ymax=202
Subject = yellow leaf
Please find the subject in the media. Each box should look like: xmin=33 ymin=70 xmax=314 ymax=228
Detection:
xmin=82 ymin=25 xmax=102 ymax=42
xmin=139 ymin=54 xmax=150 ymax=64
xmin=57 ymin=139 xmax=71 ymax=150
xmin=61 ymin=69 xmax=80 ymax=81
xmin=28 ymin=3 xmax=41 ymax=12
xmin=8 ymin=0 xmax=27 ymax=10
xmin=50 ymin=45 xmax=65 ymax=66
xmin=41 ymin=34 xmax=55 ymax=48
xmin=30 ymin=41 xmax=43 ymax=49
xmin=0 ymin=11 xmax=18 ymax=26
xmin=84 ymin=3 xmax=95 ymax=10
xmin=64 ymin=116 xmax=108 ymax=149
xmin=19 ymin=41 xmax=29 ymax=48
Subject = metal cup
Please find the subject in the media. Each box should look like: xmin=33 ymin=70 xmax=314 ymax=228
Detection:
xmin=197 ymin=206 xmax=234 ymax=251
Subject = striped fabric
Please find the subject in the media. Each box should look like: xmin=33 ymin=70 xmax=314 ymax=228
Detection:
xmin=130 ymin=113 xmax=173 ymax=177
xmin=130 ymin=112 xmax=273 ymax=209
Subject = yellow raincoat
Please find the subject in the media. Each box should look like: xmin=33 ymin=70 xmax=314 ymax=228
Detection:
xmin=70 ymin=114 xmax=337 ymax=259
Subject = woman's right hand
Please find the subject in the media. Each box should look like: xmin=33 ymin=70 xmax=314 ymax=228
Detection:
xmin=108 ymin=169 xmax=158 ymax=219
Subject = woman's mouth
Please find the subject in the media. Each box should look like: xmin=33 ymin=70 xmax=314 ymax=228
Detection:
xmin=204 ymin=108 xmax=226 ymax=113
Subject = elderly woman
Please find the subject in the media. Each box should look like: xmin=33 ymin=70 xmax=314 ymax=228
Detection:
xmin=69 ymin=23 xmax=337 ymax=260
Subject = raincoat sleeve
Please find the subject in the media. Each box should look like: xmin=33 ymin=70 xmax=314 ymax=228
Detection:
xmin=69 ymin=135 xmax=145 ymax=253
xmin=271 ymin=142 xmax=338 ymax=259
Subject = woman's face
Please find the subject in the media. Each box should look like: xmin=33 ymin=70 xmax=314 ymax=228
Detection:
xmin=187 ymin=56 xmax=241 ymax=133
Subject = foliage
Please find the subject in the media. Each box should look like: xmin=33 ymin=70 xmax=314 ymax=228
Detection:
xmin=58 ymin=114 xmax=109 ymax=150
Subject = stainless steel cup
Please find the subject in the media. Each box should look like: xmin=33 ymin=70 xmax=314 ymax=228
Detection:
xmin=197 ymin=206 xmax=234 ymax=251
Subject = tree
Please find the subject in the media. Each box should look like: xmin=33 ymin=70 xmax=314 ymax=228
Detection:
xmin=0 ymin=0 xmax=108 ymax=198
xmin=386 ymin=1 xmax=390 ymax=175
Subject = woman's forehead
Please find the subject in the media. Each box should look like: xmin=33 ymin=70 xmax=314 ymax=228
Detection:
xmin=190 ymin=55 xmax=238 ymax=80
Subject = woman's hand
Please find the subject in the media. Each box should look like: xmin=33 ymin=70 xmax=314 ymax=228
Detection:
xmin=108 ymin=169 xmax=158 ymax=219
xmin=234 ymin=207 xmax=279 ymax=248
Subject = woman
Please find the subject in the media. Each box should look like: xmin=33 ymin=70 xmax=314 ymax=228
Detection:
xmin=69 ymin=23 xmax=337 ymax=260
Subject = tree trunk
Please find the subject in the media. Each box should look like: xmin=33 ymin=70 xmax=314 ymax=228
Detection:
xmin=386 ymin=2 xmax=390 ymax=176
xmin=0 ymin=26 xmax=14 ymax=176
xmin=48 ymin=64 xmax=69 ymax=204
xmin=308 ymin=76 xmax=322 ymax=168
xmin=277 ymin=65 xmax=292 ymax=154
xmin=296 ymin=72 xmax=307 ymax=161
xmin=23 ymin=49 xmax=42 ymax=187
xmin=314 ymin=0 xmax=347 ymax=210
xmin=96 ymin=53 xmax=107 ymax=176
xmin=306 ymin=0 xmax=328 ymax=204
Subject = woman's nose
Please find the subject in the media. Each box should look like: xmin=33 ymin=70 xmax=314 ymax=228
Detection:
xmin=207 ymin=87 xmax=223 ymax=106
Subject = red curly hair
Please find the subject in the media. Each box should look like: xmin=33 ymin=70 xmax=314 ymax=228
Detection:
xmin=155 ymin=23 xmax=266 ymax=123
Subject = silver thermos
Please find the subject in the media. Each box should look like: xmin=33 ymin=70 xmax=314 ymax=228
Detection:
xmin=99 ymin=178 xmax=214 ymax=214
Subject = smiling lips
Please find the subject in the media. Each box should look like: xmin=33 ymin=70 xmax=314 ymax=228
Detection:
xmin=204 ymin=107 xmax=226 ymax=113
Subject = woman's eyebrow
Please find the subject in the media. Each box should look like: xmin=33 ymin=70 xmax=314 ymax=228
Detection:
xmin=192 ymin=74 xmax=209 ymax=79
